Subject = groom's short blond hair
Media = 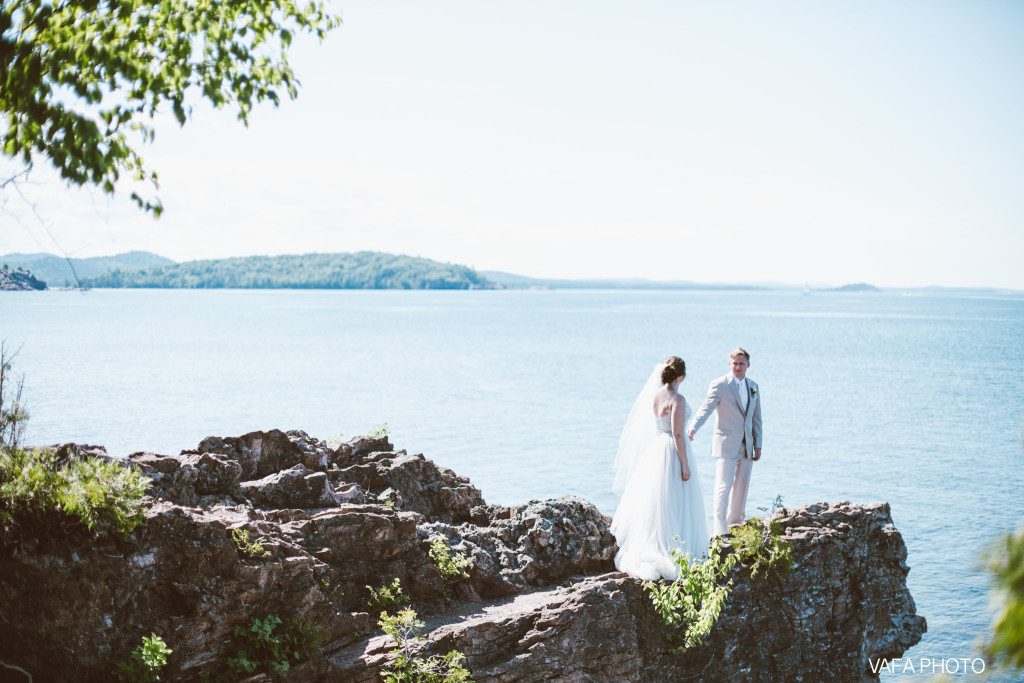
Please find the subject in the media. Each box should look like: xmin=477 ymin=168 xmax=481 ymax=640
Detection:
xmin=729 ymin=347 xmax=750 ymax=362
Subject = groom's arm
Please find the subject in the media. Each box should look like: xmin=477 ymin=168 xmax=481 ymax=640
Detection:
xmin=687 ymin=379 xmax=722 ymax=438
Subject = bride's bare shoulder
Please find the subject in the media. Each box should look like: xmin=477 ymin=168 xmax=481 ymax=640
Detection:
xmin=669 ymin=392 xmax=686 ymax=411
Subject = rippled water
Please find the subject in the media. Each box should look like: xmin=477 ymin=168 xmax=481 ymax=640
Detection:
xmin=2 ymin=288 xmax=1022 ymax=678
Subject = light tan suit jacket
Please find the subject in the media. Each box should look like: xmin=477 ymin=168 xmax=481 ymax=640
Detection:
xmin=690 ymin=373 xmax=762 ymax=460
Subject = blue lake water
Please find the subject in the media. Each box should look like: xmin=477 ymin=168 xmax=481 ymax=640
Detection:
xmin=2 ymin=288 xmax=1023 ymax=678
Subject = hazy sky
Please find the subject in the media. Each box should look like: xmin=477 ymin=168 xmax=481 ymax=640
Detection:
xmin=3 ymin=0 xmax=1023 ymax=288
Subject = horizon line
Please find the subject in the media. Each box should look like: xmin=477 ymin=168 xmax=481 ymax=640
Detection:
xmin=2 ymin=250 xmax=1022 ymax=294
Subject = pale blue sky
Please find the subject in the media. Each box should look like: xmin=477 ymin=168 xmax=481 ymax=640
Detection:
xmin=3 ymin=0 xmax=1023 ymax=288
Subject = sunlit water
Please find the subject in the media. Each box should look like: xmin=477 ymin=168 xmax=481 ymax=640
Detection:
xmin=3 ymin=288 xmax=1023 ymax=679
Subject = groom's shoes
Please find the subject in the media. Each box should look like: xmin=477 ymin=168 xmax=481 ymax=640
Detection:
xmin=712 ymin=521 xmax=749 ymax=542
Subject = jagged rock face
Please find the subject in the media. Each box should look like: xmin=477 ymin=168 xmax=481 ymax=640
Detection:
xmin=321 ymin=502 xmax=926 ymax=683
xmin=423 ymin=496 xmax=619 ymax=598
xmin=239 ymin=464 xmax=342 ymax=509
xmin=0 ymin=432 xmax=924 ymax=683
xmin=0 ymin=431 xmax=613 ymax=682
xmin=330 ymin=449 xmax=485 ymax=525
xmin=634 ymin=501 xmax=927 ymax=682
xmin=326 ymin=574 xmax=645 ymax=683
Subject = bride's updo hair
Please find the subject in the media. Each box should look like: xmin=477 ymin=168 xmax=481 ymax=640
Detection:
xmin=661 ymin=356 xmax=686 ymax=386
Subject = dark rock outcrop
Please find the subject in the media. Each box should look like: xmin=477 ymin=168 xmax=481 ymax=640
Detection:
xmin=0 ymin=266 xmax=46 ymax=290
xmin=314 ymin=502 xmax=926 ymax=682
xmin=422 ymin=496 xmax=618 ymax=598
xmin=0 ymin=432 xmax=925 ymax=682
xmin=329 ymin=448 xmax=485 ymax=524
xmin=637 ymin=501 xmax=927 ymax=682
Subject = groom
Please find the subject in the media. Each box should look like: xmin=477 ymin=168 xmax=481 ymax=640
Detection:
xmin=687 ymin=347 xmax=763 ymax=536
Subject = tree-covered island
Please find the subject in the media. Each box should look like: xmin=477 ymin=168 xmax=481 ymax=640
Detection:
xmin=82 ymin=252 xmax=496 ymax=290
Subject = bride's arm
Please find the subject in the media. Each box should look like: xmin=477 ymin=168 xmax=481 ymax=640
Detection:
xmin=671 ymin=396 xmax=690 ymax=481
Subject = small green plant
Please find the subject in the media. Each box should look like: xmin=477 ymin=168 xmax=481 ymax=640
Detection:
xmin=729 ymin=517 xmax=794 ymax=580
xmin=382 ymin=498 xmax=397 ymax=509
xmin=369 ymin=422 xmax=390 ymax=438
xmin=285 ymin=615 xmax=329 ymax=660
xmin=227 ymin=615 xmax=293 ymax=677
xmin=321 ymin=577 xmax=345 ymax=604
xmin=643 ymin=537 xmax=738 ymax=652
xmin=114 ymin=633 xmax=172 ymax=682
xmin=429 ymin=539 xmax=472 ymax=581
xmin=730 ymin=496 xmax=794 ymax=580
xmin=232 ymin=527 xmax=271 ymax=560
xmin=367 ymin=577 xmax=410 ymax=613
xmin=643 ymin=504 xmax=794 ymax=654
xmin=379 ymin=608 xmax=473 ymax=682
xmin=325 ymin=431 xmax=346 ymax=446
xmin=204 ymin=613 xmax=327 ymax=682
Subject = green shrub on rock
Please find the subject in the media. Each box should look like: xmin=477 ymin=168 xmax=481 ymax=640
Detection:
xmin=643 ymin=537 xmax=738 ymax=652
xmin=379 ymin=608 xmax=472 ymax=682
xmin=60 ymin=455 xmax=150 ymax=536
xmin=0 ymin=446 xmax=150 ymax=541
xmin=231 ymin=527 xmax=271 ymax=560
xmin=429 ymin=538 xmax=473 ymax=581
xmin=202 ymin=614 xmax=328 ymax=682
xmin=0 ymin=347 xmax=150 ymax=543
xmin=367 ymin=577 xmax=410 ymax=613
xmin=213 ymin=615 xmax=295 ymax=679
xmin=114 ymin=634 xmax=172 ymax=682
xmin=643 ymin=505 xmax=794 ymax=653
xmin=728 ymin=497 xmax=794 ymax=580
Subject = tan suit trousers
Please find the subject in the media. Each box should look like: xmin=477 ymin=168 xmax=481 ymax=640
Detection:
xmin=713 ymin=447 xmax=752 ymax=536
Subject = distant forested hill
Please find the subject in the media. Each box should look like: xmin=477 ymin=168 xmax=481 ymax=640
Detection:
xmin=0 ymin=251 xmax=173 ymax=286
xmin=83 ymin=252 xmax=494 ymax=289
xmin=827 ymin=283 xmax=881 ymax=292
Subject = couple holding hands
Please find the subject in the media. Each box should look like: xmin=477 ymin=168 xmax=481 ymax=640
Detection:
xmin=610 ymin=348 xmax=764 ymax=581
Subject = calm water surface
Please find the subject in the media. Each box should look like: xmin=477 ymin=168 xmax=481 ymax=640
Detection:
xmin=2 ymin=288 xmax=1023 ymax=678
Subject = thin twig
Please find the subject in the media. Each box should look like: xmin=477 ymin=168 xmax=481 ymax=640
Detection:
xmin=0 ymin=167 xmax=31 ymax=190
xmin=2 ymin=164 xmax=86 ymax=290
xmin=0 ymin=660 xmax=33 ymax=682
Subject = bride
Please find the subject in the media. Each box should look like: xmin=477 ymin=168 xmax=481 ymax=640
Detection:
xmin=610 ymin=357 xmax=710 ymax=580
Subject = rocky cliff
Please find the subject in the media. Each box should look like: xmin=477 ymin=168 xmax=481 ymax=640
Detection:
xmin=0 ymin=431 xmax=925 ymax=682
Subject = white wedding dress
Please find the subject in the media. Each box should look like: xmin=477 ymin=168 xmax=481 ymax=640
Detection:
xmin=610 ymin=404 xmax=710 ymax=580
